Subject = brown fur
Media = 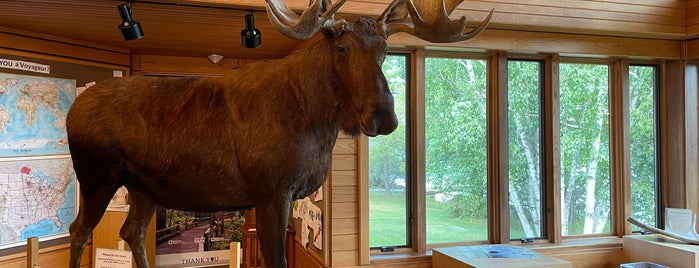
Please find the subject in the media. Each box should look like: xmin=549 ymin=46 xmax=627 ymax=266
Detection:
xmin=67 ymin=16 xmax=397 ymax=268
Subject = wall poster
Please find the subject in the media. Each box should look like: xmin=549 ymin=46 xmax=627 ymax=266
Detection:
xmin=0 ymin=72 xmax=77 ymax=251
xmin=0 ymin=52 xmax=126 ymax=255
xmin=155 ymin=209 xmax=245 ymax=267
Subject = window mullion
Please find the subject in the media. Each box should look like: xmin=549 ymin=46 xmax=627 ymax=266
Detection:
xmin=544 ymin=54 xmax=563 ymax=243
xmin=609 ymin=59 xmax=632 ymax=236
xmin=488 ymin=51 xmax=510 ymax=244
xmin=411 ymin=49 xmax=427 ymax=252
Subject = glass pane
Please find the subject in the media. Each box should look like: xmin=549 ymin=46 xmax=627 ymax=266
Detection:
xmin=425 ymin=57 xmax=488 ymax=243
xmin=559 ymin=63 xmax=611 ymax=236
xmin=369 ymin=54 xmax=409 ymax=247
xmin=508 ymin=60 xmax=544 ymax=239
xmin=629 ymin=65 xmax=658 ymax=228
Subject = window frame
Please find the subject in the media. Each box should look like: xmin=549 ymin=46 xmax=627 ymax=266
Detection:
xmin=363 ymin=51 xmax=666 ymax=258
xmin=558 ymin=60 xmax=613 ymax=237
xmin=627 ymin=63 xmax=663 ymax=229
xmin=367 ymin=52 xmax=413 ymax=250
xmin=506 ymin=58 xmax=547 ymax=241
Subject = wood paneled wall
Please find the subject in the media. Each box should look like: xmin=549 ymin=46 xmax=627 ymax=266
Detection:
xmin=0 ymin=26 xmax=130 ymax=66
xmin=388 ymin=30 xmax=683 ymax=59
xmin=132 ymin=54 xmax=254 ymax=76
xmin=330 ymin=135 xmax=361 ymax=267
xmin=689 ymin=40 xmax=699 ymax=59
xmin=0 ymin=244 xmax=92 ymax=268
xmin=688 ymin=0 xmax=699 ymax=36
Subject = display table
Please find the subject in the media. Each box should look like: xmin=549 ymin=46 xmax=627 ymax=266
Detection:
xmin=432 ymin=245 xmax=571 ymax=268
xmin=623 ymin=234 xmax=699 ymax=267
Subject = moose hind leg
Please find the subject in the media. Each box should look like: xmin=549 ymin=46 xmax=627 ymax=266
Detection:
xmin=68 ymin=140 xmax=127 ymax=268
xmin=120 ymin=190 xmax=157 ymax=268
xmin=255 ymin=196 xmax=292 ymax=268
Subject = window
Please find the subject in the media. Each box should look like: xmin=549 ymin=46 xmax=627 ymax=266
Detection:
xmin=559 ymin=63 xmax=611 ymax=235
xmin=369 ymin=54 xmax=409 ymax=248
xmin=424 ymin=57 xmax=489 ymax=244
xmin=507 ymin=60 xmax=545 ymax=239
xmin=366 ymin=53 xmax=665 ymax=253
xmin=628 ymin=65 xmax=660 ymax=228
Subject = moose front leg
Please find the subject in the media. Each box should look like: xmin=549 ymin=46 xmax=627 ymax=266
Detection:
xmin=254 ymin=196 xmax=292 ymax=268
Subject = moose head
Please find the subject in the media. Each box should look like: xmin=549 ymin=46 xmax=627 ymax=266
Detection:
xmin=264 ymin=0 xmax=492 ymax=137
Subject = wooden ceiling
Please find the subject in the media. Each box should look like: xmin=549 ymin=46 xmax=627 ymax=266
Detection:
xmin=0 ymin=0 xmax=310 ymax=59
xmin=0 ymin=0 xmax=692 ymax=61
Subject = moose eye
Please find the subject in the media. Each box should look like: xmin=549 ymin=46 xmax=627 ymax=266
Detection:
xmin=337 ymin=46 xmax=346 ymax=54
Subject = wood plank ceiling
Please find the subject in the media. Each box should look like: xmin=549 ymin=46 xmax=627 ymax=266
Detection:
xmin=0 ymin=0 xmax=304 ymax=59
xmin=0 ymin=0 xmax=692 ymax=60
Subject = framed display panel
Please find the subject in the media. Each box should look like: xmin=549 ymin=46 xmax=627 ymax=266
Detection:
xmin=0 ymin=51 xmax=128 ymax=256
xmin=154 ymin=209 xmax=246 ymax=267
xmin=289 ymin=178 xmax=330 ymax=266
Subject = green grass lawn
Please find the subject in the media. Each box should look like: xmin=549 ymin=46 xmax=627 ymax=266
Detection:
xmin=369 ymin=191 xmax=488 ymax=247
xmin=369 ymin=191 xmax=408 ymax=247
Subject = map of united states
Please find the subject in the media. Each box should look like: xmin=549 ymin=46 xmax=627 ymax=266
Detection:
xmin=0 ymin=158 xmax=76 ymax=247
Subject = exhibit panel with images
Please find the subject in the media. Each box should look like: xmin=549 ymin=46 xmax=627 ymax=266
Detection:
xmin=290 ymin=183 xmax=328 ymax=265
xmin=154 ymin=209 xmax=245 ymax=267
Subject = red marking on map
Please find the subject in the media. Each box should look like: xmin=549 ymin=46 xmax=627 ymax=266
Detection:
xmin=21 ymin=166 xmax=31 ymax=175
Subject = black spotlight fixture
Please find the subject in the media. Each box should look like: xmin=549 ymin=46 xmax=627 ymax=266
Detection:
xmin=241 ymin=11 xmax=261 ymax=48
xmin=117 ymin=2 xmax=144 ymax=41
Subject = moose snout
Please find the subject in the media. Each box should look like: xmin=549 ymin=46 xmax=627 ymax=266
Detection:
xmin=361 ymin=107 xmax=398 ymax=137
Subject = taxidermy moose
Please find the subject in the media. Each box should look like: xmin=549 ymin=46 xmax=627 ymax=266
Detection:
xmin=67 ymin=0 xmax=492 ymax=267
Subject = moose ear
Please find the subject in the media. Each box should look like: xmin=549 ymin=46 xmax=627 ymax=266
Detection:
xmin=321 ymin=19 xmax=347 ymax=39
xmin=378 ymin=0 xmax=409 ymax=25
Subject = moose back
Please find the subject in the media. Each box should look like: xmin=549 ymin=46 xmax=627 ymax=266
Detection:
xmin=67 ymin=0 xmax=491 ymax=267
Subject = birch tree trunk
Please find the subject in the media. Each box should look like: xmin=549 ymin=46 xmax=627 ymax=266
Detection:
xmin=511 ymin=114 xmax=541 ymax=236
xmin=562 ymin=150 xmax=579 ymax=235
xmin=509 ymin=183 xmax=534 ymax=236
xmin=582 ymin=89 xmax=607 ymax=234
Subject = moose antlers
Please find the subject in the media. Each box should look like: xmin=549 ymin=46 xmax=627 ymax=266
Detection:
xmin=266 ymin=0 xmax=493 ymax=43
xmin=265 ymin=0 xmax=347 ymax=40
xmin=382 ymin=0 xmax=494 ymax=43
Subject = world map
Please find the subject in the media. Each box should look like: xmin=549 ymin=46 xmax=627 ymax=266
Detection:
xmin=0 ymin=157 xmax=76 ymax=248
xmin=0 ymin=73 xmax=76 ymax=157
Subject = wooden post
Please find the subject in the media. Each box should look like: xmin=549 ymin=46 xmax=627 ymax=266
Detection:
xmin=26 ymin=237 xmax=38 ymax=268
xmin=229 ymin=242 xmax=241 ymax=268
